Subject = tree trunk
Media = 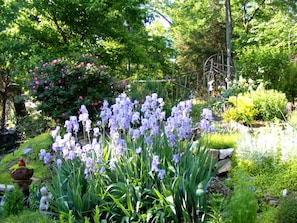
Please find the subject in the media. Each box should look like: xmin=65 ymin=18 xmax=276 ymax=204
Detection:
xmin=1 ymin=94 xmax=7 ymax=132
xmin=225 ymin=0 xmax=232 ymax=86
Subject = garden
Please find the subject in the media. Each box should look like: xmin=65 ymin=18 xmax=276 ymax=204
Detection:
xmin=1 ymin=1 xmax=297 ymax=222
xmin=1 ymin=62 xmax=297 ymax=223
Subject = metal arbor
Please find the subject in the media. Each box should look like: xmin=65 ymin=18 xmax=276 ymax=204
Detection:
xmin=203 ymin=52 xmax=234 ymax=99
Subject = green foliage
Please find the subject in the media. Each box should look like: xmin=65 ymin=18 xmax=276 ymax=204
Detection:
xmin=235 ymin=47 xmax=290 ymax=91
xmin=276 ymin=193 xmax=297 ymax=223
xmin=28 ymin=54 xmax=126 ymax=122
xmin=2 ymin=188 xmax=24 ymax=217
xmin=47 ymin=136 xmax=217 ymax=222
xmin=251 ymin=88 xmax=288 ymax=121
xmin=223 ymin=94 xmax=258 ymax=125
xmin=191 ymin=100 xmax=207 ymax=125
xmin=235 ymin=145 xmax=297 ymax=221
xmin=17 ymin=107 xmax=56 ymax=139
xmin=233 ymin=8 xmax=295 ymax=97
xmin=206 ymin=193 xmax=227 ymax=223
xmin=0 ymin=0 xmax=172 ymax=93
xmin=279 ymin=62 xmax=297 ymax=101
xmin=169 ymin=144 xmax=217 ymax=222
xmin=165 ymin=0 xmax=226 ymax=74
xmin=46 ymin=158 xmax=100 ymax=221
xmin=28 ymin=181 xmax=43 ymax=211
xmin=256 ymin=206 xmax=277 ymax=223
xmin=225 ymin=171 xmax=258 ymax=223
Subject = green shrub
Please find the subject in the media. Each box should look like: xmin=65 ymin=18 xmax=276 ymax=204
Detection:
xmin=256 ymin=206 xmax=278 ymax=223
xmin=276 ymin=193 xmax=297 ymax=223
xmin=28 ymin=53 xmax=126 ymax=123
xmin=2 ymin=188 xmax=24 ymax=217
xmin=223 ymin=88 xmax=288 ymax=123
xmin=250 ymin=88 xmax=288 ymax=121
xmin=223 ymin=94 xmax=258 ymax=125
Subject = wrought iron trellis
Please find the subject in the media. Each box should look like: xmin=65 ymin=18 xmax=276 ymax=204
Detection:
xmin=203 ymin=52 xmax=235 ymax=99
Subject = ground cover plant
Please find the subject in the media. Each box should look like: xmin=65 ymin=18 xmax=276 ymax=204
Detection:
xmin=232 ymin=122 xmax=297 ymax=222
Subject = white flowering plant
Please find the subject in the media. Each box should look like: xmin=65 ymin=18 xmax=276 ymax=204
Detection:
xmin=40 ymin=93 xmax=218 ymax=222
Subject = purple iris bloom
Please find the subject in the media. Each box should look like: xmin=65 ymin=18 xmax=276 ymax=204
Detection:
xmin=172 ymin=154 xmax=180 ymax=164
xmin=158 ymin=169 xmax=166 ymax=180
xmin=151 ymin=155 xmax=160 ymax=172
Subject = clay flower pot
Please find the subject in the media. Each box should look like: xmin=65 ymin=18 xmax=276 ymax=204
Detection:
xmin=10 ymin=167 xmax=34 ymax=180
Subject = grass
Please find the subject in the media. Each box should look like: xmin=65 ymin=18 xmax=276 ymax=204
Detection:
xmin=0 ymin=132 xmax=52 ymax=185
xmin=1 ymin=210 xmax=55 ymax=223
xmin=199 ymin=133 xmax=240 ymax=149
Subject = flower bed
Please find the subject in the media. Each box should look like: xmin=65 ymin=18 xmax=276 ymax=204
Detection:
xmin=38 ymin=93 xmax=218 ymax=222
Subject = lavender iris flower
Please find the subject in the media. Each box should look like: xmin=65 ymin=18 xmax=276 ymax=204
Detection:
xmin=151 ymin=155 xmax=160 ymax=172
xmin=172 ymin=154 xmax=180 ymax=164
xmin=109 ymin=159 xmax=116 ymax=170
xmin=56 ymin=159 xmax=62 ymax=167
xmin=158 ymin=169 xmax=166 ymax=180
xmin=43 ymin=152 xmax=52 ymax=164
xmin=39 ymin=149 xmax=46 ymax=160
xmin=164 ymin=100 xmax=192 ymax=146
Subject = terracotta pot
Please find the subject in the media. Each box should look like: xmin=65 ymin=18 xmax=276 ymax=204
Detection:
xmin=10 ymin=168 xmax=34 ymax=180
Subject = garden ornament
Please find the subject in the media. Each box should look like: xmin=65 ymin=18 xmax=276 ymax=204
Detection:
xmin=39 ymin=186 xmax=52 ymax=211
xmin=18 ymin=157 xmax=26 ymax=166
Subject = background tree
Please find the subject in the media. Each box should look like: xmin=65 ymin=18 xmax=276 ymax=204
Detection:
xmin=162 ymin=0 xmax=226 ymax=95
xmin=169 ymin=0 xmax=226 ymax=70
xmin=0 ymin=0 xmax=174 ymax=131
xmin=160 ymin=0 xmax=297 ymax=100
xmin=232 ymin=0 xmax=297 ymax=100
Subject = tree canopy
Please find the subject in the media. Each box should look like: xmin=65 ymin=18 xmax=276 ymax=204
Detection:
xmin=1 ymin=0 xmax=297 ymax=99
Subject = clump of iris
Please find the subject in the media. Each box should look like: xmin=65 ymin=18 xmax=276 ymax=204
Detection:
xmin=39 ymin=93 xmax=210 ymax=179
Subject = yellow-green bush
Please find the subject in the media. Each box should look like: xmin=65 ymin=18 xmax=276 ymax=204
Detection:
xmin=223 ymin=88 xmax=288 ymax=124
xmin=223 ymin=94 xmax=258 ymax=125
